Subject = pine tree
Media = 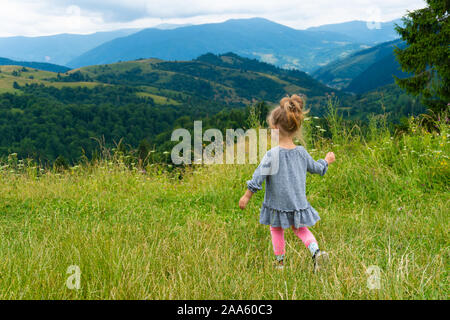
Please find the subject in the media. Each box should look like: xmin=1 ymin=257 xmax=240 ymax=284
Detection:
xmin=394 ymin=0 xmax=449 ymax=114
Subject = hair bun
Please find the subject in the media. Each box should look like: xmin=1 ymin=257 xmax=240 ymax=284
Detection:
xmin=290 ymin=94 xmax=304 ymax=110
xmin=283 ymin=101 xmax=295 ymax=112
xmin=269 ymin=94 xmax=309 ymax=135
xmin=281 ymin=95 xmax=303 ymax=113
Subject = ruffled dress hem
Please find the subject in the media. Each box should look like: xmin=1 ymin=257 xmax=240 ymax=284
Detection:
xmin=259 ymin=203 xmax=321 ymax=229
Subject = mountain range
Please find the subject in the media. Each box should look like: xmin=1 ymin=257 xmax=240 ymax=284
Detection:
xmin=306 ymin=19 xmax=403 ymax=44
xmin=67 ymin=18 xmax=369 ymax=72
xmin=312 ymin=39 xmax=408 ymax=93
xmin=0 ymin=18 xmax=403 ymax=73
xmin=0 ymin=57 xmax=70 ymax=73
xmin=0 ymin=28 xmax=140 ymax=66
xmin=0 ymin=17 xmax=411 ymax=102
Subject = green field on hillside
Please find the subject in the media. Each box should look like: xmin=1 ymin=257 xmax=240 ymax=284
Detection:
xmin=0 ymin=65 xmax=101 ymax=94
xmin=0 ymin=116 xmax=447 ymax=299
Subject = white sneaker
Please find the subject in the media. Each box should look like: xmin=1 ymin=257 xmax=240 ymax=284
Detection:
xmin=274 ymin=258 xmax=285 ymax=270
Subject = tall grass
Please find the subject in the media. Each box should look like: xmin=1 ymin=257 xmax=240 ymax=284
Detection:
xmin=0 ymin=106 xmax=448 ymax=299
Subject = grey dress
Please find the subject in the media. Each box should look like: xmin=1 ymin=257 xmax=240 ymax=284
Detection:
xmin=247 ymin=146 xmax=328 ymax=229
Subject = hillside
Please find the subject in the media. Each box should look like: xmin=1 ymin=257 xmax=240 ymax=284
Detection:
xmin=0 ymin=29 xmax=140 ymax=66
xmin=307 ymin=19 xmax=403 ymax=44
xmin=67 ymin=52 xmax=334 ymax=104
xmin=0 ymin=57 xmax=70 ymax=73
xmin=0 ymin=53 xmax=333 ymax=101
xmin=345 ymin=51 xmax=409 ymax=94
xmin=0 ymin=114 xmax=447 ymax=299
xmin=0 ymin=53 xmax=336 ymax=162
xmin=312 ymin=39 xmax=407 ymax=90
xmin=0 ymin=65 xmax=100 ymax=94
xmin=0 ymin=52 xmax=424 ymax=162
xmin=67 ymin=18 xmax=367 ymax=72
xmin=341 ymin=83 xmax=425 ymax=119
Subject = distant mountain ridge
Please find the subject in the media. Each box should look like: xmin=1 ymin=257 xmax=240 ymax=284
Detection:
xmin=0 ymin=29 xmax=140 ymax=66
xmin=67 ymin=18 xmax=368 ymax=72
xmin=307 ymin=19 xmax=403 ymax=44
xmin=0 ymin=57 xmax=70 ymax=73
xmin=312 ymin=39 xmax=407 ymax=92
xmin=153 ymin=23 xmax=192 ymax=30
xmin=0 ymin=18 xmax=403 ymax=74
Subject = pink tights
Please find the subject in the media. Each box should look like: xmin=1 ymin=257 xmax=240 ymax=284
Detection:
xmin=270 ymin=226 xmax=317 ymax=255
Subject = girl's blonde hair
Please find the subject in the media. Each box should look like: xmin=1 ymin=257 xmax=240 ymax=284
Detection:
xmin=268 ymin=94 xmax=308 ymax=136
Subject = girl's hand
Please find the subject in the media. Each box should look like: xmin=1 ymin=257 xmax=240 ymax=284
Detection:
xmin=239 ymin=195 xmax=250 ymax=210
xmin=325 ymin=152 xmax=335 ymax=164
xmin=239 ymin=190 xmax=254 ymax=210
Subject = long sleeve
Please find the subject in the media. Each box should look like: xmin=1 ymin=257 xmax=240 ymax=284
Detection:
xmin=304 ymin=149 xmax=328 ymax=176
xmin=246 ymin=152 xmax=272 ymax=193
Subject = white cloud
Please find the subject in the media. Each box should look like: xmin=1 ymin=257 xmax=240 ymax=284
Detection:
xmin=0 ymin=0 xmax=426 ymax=37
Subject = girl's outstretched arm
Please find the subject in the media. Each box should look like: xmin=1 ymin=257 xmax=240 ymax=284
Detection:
xmin=304 ymin=149 xmax=335 ymax=176
xmin=239 ymin=189 xmax=253 ymax=210
xmin=240 ymin=151 xmax=272 ymax=210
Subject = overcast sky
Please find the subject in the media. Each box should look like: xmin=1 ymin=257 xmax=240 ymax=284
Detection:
xmin=0 ymin=0 xmax=426 ymax=37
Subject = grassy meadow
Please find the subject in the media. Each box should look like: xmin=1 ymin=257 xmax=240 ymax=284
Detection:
xmin=0 ymin=65 xmax=102 ymax=94
xmin=0 ymin=115 xmax=448 ymax=299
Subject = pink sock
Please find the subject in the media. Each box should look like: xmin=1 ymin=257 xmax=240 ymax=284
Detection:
xmin=292 ymin=226 xmax=317 ymax=248
xmin=270 ymin=226 xmax=285 ymax=255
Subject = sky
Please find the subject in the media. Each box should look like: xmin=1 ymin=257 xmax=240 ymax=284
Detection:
xmin=0 ymin=0 xmax=426 ymax=37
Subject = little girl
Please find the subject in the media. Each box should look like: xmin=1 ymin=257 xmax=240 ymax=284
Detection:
xmin=239 ymin=94 xmax=335 ymax=271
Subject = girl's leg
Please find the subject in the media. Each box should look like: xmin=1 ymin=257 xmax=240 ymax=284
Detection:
xmin=270 ymin=226 xmax=285 ymax=256
xmin=292 ymin=226 xmax=319 ymax=255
